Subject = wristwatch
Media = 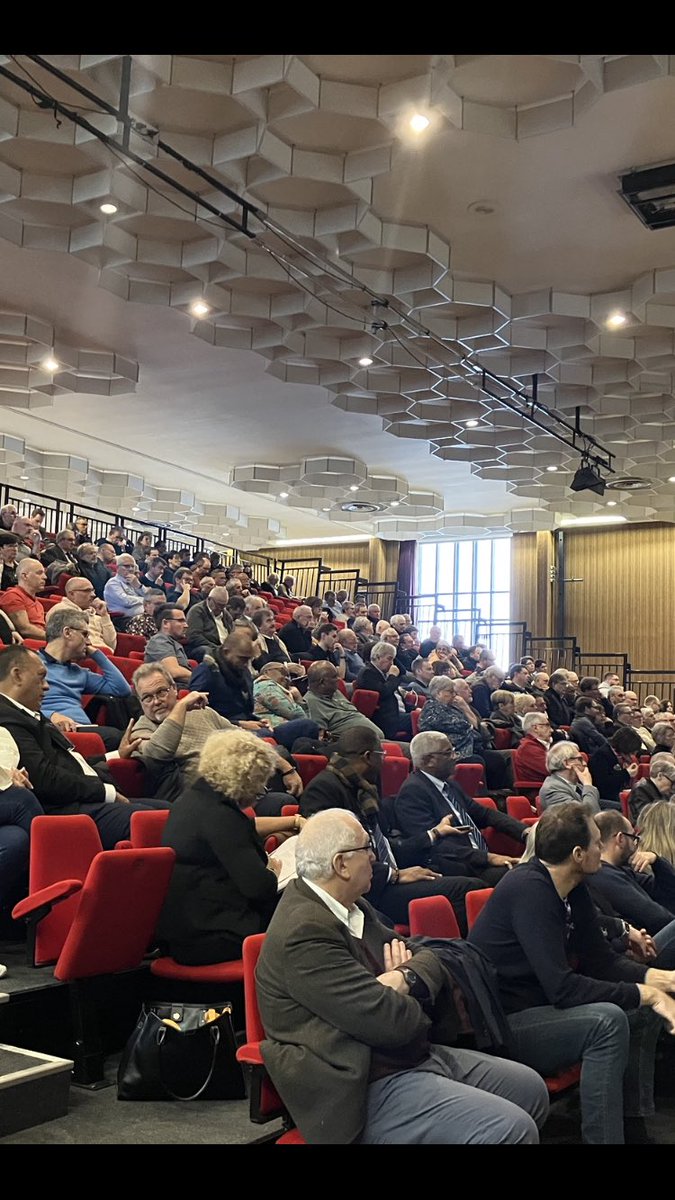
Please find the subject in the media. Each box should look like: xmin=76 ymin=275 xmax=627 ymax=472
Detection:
xmin=396 ymin=966 xmax=427 ymax=1001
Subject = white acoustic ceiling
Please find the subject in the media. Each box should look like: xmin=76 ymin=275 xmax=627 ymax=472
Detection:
xmin=0 ymin=54 xmax=675 ymax=544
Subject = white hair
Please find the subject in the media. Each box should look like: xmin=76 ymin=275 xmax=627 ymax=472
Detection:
xmin=546 ymin=741 xmax=582 ymax=773
xmin=370 ymin=641 xmax=395 ymax=665
xmin=410 ymin=730 xmax=449 ymax=769
xmin=295 ymin=810 xmax=365 ymax=881
xmin=428 ymin=675 xmax=455 ymax=699
xmin=522 ymin=711 xmax=549 ymax=734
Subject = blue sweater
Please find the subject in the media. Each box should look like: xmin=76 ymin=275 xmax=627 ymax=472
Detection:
xmin=39 ymin=648 xmax=130 ymax=724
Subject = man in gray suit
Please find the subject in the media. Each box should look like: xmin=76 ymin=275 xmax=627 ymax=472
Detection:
xmin=185 ymin=586 xmax=233 ymax=660
xmin=255 ymin=807 xmax=549 ymax=1144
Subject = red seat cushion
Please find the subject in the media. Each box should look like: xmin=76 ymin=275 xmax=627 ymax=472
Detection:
xmin=150 ymin=957 xmax=244 ymax=983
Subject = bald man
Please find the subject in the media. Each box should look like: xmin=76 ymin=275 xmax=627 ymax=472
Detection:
xmin=49 ymin=577 xmax=117 ymax=651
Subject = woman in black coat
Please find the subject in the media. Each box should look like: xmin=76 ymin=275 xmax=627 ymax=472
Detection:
xmin=157 ymin=728 xmax=299 ymax=965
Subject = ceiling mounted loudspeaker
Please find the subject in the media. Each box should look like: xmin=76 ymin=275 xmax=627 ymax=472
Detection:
xmin=604 ymin=476 xmax=652 ymax=492
xmin=570 ymin=461 xmax=606 ymax=497
xmin=619 ymin=162 xmax=675 ymax=231
xmin=339 ymin=501 xmax=386 ymax=514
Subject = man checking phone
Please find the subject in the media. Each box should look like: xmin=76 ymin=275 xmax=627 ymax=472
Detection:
xmin=395 ymin=730 xmax=530 ymax=885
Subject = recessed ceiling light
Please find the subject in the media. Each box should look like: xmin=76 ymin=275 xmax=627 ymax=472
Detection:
xmin=669 ymin=476 xmax=675 ymax=483
xmin=607 ymin=500 xmax=617 ymax=506
xmin=546 ymin=465 xmax=558 ymax=472
xmin=322 ymin=506 xmax=331 ymax=512
xmin=410 ymin=114 xmax=430 ymax=133
xmin=42 ymin=356 xmax=59 ymax=372
xmin=279 ymin=491 xmax=289 ymax=499
xmin=391 ymin=501 xmax=400 ymax=507
xmin=358 ymin=356 xmax=373 ymax=367
xmin=99 ymin=202 xmax=118 ymax=215
xmin=349 ymin=484 xmax=359 ymax=492
xmin=465 ymin=419 xmax=479 ymax=428
xmin=190 ymin=300 xmax=210 ymax=317
xmin=19 ymin=474 xmax=29 ymax=480
xmin=606 ymin=311 xmax=627 ymax=329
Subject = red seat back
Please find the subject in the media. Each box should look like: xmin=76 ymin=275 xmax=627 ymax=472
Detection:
xmin=66 ymin=730 xmax=106 ymax=758
xmin=507 ymin=795 xmax=537 ymax=820
xmin=109 ymin=655 xmax=140 ymax=684
xmin=115 ymin=633 xmax=147 ymax=657
xmin=336 ymin=679 xmax=348 ymax=697
xmin=492 ymin=728 xmax=513 ymax=751
xmin=454 ymin=763 xmax=485 ymax=797
xmin=381 ymin=741 xmax=405 ymax=757
xmin=129 ymin=808 xmax=171 ymax=847
xmin=466 ymin=887 xmax=494 ymax=930
xmin=29 ymin=814 xmax=103 ymax=965
xmin=294 ymin=754 xmax=328 ymax=788
xmin=408 ymin=896 xmax=461 ymax=939
xmin=128 ymin=650 xmax=145 ymax=661
xmin=240 ymin=932 xmax=291 ymax=1122
xmin=381 ymin=756 xmax=410 ymax=796
xmin=351 ymin=689 xmax=379 ymax=719
xmin=620 ymin=789 xmax=631 ymax=819
xmin=410 ymin=708 xmax=421 ymax=735
xmin=107 ymin=757 xmax=148 ymax=798
xmin=55 ymin=847 xmax=175 ymax=981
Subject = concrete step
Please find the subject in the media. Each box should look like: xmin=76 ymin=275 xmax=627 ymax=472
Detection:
xmin=0 ymin=1044 xmax=72 ymax=1136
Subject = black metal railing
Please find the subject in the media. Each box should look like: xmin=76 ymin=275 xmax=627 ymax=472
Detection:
xmin=577 ymin=653 xmax=630 ymax=688
xmin=625 ymin=669 xmax=675 ymax=706
xmin=524 ymin=635 xmax=580 ymax=673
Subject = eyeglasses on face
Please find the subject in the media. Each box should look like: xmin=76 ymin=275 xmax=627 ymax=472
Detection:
xmin=334 ymin=832 xmax=376 ymax=857
xmin=620 ymin=830 xmax=641 ymax=844
xmin=139 ymin=686 xmax=174 ymax=704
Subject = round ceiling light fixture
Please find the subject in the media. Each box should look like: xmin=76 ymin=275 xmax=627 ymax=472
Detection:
xmin=546 ymin=465 xmax=558 ymax=472
xmin=100 ymin=202 xmax=118 ymax=215
xmin=358 ymin=356 xmax=373 ymax=367
xmin=465 ymin=419 xmax=480 ymax=429
xmin=410 ymin=113 xmax=430 ymax=133
xmin=190 ymin=300 xmax=210 ymax=318
xmin=606 ymin=311 xmax=627 ymax=329
xmin=42 ymin=355 xmax=59 ymax=372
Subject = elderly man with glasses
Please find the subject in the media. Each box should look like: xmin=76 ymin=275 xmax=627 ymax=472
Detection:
xmin=513 ymin=711 xmax=554 ymax=786
xmin=538 ymin=742 xmax=601 ymax=813
xmin=103 ymin=554 xmax=145 ymax=622
xmin=49 ymin=576 xmax=117 ymax=651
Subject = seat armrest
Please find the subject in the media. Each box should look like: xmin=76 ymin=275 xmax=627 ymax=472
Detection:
xmin=12 ymin=879 xmax=83 ymax=921
xmin=236 ymin=1042 xmax=265 ymax=1066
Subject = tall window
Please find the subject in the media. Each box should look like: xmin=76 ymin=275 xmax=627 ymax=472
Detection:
xmin=415 ymin=537 xmax=512 ymax=667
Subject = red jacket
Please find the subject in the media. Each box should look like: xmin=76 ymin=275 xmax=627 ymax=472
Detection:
xmin=514 ymin=734 xmax=548 ymax=785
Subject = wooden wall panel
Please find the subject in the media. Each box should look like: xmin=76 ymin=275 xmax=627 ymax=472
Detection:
xmin=260 ymin=539 xmax=400 ymax=585
xmin=563 ymin=523 xmax=675 ymax=669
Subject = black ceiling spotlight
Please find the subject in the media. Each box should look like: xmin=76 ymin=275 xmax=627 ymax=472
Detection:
xmin=570 ymin=458 xmax=606 ymax=496
xmin=619 ymin=162 xmax=675 ymax=231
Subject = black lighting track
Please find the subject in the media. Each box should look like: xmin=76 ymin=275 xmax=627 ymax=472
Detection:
xmin=1 ymin=53 xmax=616 ymax=477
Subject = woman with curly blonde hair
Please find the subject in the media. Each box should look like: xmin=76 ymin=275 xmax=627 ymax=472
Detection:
xmin=157 ymin=728 xmax=298 ymax=965
xmin=637 ymin=800 xmax=675 ymax=867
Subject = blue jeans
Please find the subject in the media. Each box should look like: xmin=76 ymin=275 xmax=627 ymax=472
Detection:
xmin=0 ymin=786 xmax=44 ymax=906
xmin=653 ymin=918 xmax=675 ymax=968
xmin=271 ymin=719 xmax=320 ymax=751
xmin=507 ymin=1001 xmax=655 ymax=1144
xmin=362 ymin=1044 xmax=549 ymax=1144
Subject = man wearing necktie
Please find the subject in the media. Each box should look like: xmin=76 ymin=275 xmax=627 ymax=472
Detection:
xmin=395 ymin=731 xmax=529 ymax=886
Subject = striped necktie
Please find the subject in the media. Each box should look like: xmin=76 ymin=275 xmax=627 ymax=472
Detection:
xmin=442 ymin=783 xmax=488 ymax=853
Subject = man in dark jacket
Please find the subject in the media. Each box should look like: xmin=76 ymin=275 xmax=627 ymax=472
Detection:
xmin=186 ymin=586 xmax=233 ymax=659
xmin=74 ymin=542 xmax=112 ymax=600
xmin=0 ymin=645 xmax=168 ymax=847
xmin=395 ymin=731 xmax=528 ymax=885
xmin=543 ymin=672 xmax=573 ymax=728
xmin=355 ymin=641 xmax=413 ymax=739
xmin=589 ymin=727 xmax=642 ymax=808
xmin=469 ymin=801 xmax=675 ymax=1144
xmin=299 ymin=725 xmax=489 ymax=935
xmin=592 ymin=809 xmax=675 ymax=940
xmin=629 ymin=757 xmax=675 ymax=824
xmin=570 ymin=696 xmax=609 ymax=756
xmin=278 ymin=604 xmax=314 ymax=658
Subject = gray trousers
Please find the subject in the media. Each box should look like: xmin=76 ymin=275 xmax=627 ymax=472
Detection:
xmin=361 ymin=1044 xmax=549 ymax=1144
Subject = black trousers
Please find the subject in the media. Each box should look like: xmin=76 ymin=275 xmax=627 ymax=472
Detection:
xmin=374 ymin=875 xmax=489 ymax=938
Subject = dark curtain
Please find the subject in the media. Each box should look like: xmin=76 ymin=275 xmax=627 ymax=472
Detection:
xmin=396 ymin=540 xmax=416 ymax=606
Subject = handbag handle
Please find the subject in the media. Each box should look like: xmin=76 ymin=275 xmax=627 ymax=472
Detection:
xmin=156 ymin=1023 xmax=220 ymax=1101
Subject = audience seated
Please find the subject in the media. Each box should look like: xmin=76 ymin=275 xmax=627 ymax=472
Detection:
xmin=299 ymin=726 xmax=494 ymax=934
xmin=591 ymin=809 xmax=675 ymax=951
xmin=189 ymin=629 xmax=316 ymax=753
xmin=0 ymin=726 xmax=44 ymax=922
xmin=0 ymin=557 xmax=47 ymax=639
xmin=543 ymin=671 xmax=573 ymax=727
xmin=629 ymin=757 xmax=675 ymax=824
xmin=468 ymin=801 xmax=675 ymax=1144
xmin=502 ymin=663 xmax=531 ymax=695
xmin=304 ymin=661 xmax=382 ymax=743
xmin=0 ymin=503 xmax=17 ymax=532
xmin=513 ymin=711 xmax=554 ymax=786
xmin=277 ymin=574 xmax=296 ymax=598
xmin=40 ymin=528 xmax=80 ymax=577
xmin=279 ymin=604 xmax=314 ymax=658
xmin=651 ymin=721 xmax=675 ymax=756
xmin=538 ymin=741 xmax=601 ymax=813
xmin=488 ymin=689 xmax=523 ymax=747
xmin=306 ymin=622 xmax=347 ymax=680
xmin=0 ymin=645 xmax=169 ymax=847
xmin=589 ymin=727 xmax=642 ymax=810
xmin=166 ymin=567 xmax=197 ymax=611
xmin=50 ymin=577 xmax=117 ymax=651
xmin=570 ymin=696 xmax=609 ymax=755
xmin=513 ymin=693 xmax=537 ymax=724
xmin=74 ymin=542 xmax=113 ymax=599
xmin=184 ymin=585 xmax=233 ymax=660
xmin=38 ymin=608 xmax=131 ymax=749
xmin=394 ymin=731 xmax=527 ymax=885
xmin=139 ymin=555 xmax=167 ymax=590
xmin=157 ymin=729 xmax=299 ymax=966
xmin=103 ymin=554 xmax=145 ymax=621
xmin=639 ymin=801 xmax=675 ymax=867
xmin=252 ymin=662 xmax=319 ymax=744
xmin=407 ymin=655 xmax=434 ymax=697
xmin=336 ymin=627 xmax=365 ymax=682
xmin=256 ymin=806 xmax=549 ymax=1145
xmin=418 ymin=675 xmax=507 ymax=789
xmin=470 ymin=666 xmax=506 ymax=719
xmin=355 ymin=641 xmax=413 ymax=740
xmin=11 ymin=517 xmax=42 ymax=562
xmin=126 ymin=588 xmax=165 ymax=639
xmin=529 ymin=670 xmax=550 ymax=699
xmin=0 ymin=533 xmax=19 ymax=591
xmin=144 ymin=604 xmax=193 ymax=685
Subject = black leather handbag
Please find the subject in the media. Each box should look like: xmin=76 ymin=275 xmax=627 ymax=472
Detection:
xmin=117 ymin=1001 xmax=245 ymax=1101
